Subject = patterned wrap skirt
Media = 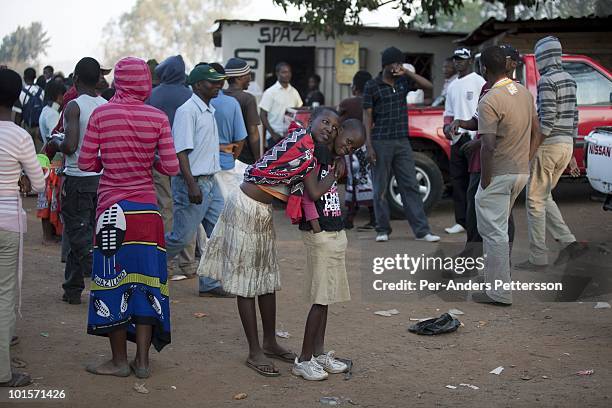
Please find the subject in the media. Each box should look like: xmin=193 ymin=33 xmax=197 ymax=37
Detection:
xmin=87 ymin=200 xmax=171 ymax=351
xmin=36 ymin=162 xmax=63 ymax=235
xmin=197 ymin=188 xmax=280 ymax=297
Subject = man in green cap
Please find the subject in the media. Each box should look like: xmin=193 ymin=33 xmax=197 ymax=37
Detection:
xmin=165 ymin=64 xmax=232 ymax=297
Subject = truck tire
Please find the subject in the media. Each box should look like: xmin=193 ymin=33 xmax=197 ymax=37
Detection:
xmin=387 ymin=151 xmax=444 ymax=218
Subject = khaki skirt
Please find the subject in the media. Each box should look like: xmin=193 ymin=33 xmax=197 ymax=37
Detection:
xmin=302 ymin=230 xmax=351 ymax=305
xmin=197 ymin=188 xmax=280 ymax=297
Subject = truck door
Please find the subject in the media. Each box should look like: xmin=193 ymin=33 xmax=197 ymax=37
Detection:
xmin=563 ymin=60 xmax=612 ymax=170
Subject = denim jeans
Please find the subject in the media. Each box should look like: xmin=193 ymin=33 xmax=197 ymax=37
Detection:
xmin=371 ymin=139 xmax=431 ymax=238
xmin=165 ymin=175 xmax=224 ymax=292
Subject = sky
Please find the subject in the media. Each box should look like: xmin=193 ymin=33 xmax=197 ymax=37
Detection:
xmin=0 ymin=0 xmax=402 ymax=74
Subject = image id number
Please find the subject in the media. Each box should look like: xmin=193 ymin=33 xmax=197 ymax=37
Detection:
xmin=9 ymin=389 xmax=66 ymax=399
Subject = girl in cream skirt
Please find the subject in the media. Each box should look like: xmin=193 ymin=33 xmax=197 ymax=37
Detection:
xmin=197 ymin=188 xmax=280 ymax=297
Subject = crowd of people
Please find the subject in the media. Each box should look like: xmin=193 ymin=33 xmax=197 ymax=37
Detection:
xmin=0 ymin=35 xmax=582 ymax=386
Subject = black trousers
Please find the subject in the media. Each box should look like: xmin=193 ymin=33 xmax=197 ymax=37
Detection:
xmin=61 ymin=175 xmax=99 ymax=299
xmin=450 ymin=134 xmax=471 ymax=228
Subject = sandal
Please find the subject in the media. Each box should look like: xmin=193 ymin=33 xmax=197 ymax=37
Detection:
xmin=10 ymin=336 xmax=19 ymax=347
xmin=11 ymin=357 xmax=27 ymax=368
xmin=0 ymin=371 xmax=32 ymax=387
xmin=245 ymin=360 xmax=280 ymax=377
xmin=129 ymin=360 xmax=151 ymax=379
xmin=263 ymin=350 xmax=297 ymax=363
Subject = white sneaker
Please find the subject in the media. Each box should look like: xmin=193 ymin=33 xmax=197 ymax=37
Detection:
xmin=292 ymin=357 xmax=328 ymax=381
xmin=375 ymin=233 xmax=389 ymax=242
xmin=315 ymin=351 xmax=348 ymax=374
xmin=444 ymin=224 xmax=465 ymax=234
xmin=416 ymin=233 xmax=440 ymax=242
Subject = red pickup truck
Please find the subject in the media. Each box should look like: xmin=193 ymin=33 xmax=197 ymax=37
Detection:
xmin=287 ymin=54 xmax=612 ymax=218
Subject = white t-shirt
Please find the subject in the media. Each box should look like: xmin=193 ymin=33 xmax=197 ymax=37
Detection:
xmin=444 ymin=72 xmax=485 ymax=143
xmin=39 ymin=103 xmax=61 ymax=143
xmin=259 ymin=81 xmax=303 ymax=140
xmin=441 ymin=74 xmax=458 ymax=98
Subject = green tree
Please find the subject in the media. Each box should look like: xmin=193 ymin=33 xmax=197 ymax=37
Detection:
xmin=272 ymin=0 xmax=537 ymax=35
xmin=102 ymin=0 xmax=242 ymax=68
xmin=0 ymin=22 xmax=50 ymax=71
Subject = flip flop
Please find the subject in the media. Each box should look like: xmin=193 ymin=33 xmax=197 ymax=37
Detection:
xmin=129 ymin=360 xmax=151 ymax=379
xmin=263 ymin=350 xmax=297 ymax=363
xmin=0 ymin=372 xmax=32 ymax=387
xmin=85 ymin=363 xmax=130 ymax=377
xmin=11 ymin=358 xmax=27 ymax=368
xmin=245 ymin=360 xmax=280 ymax=377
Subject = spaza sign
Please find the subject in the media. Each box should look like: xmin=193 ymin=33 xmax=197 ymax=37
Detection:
xmin=258 ymin=26 xmax=317 ymax=44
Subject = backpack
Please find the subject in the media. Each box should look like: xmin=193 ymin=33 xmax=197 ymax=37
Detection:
xmin=22 ymin=86 xmax=44 ymax=127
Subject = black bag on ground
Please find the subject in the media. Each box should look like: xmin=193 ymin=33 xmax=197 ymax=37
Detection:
xmin=408 ymin=313 xmax=461 ymax=335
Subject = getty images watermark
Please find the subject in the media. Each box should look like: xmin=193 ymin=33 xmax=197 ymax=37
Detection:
xmin=358 ymin=241 xmax=612 ymax=302
xmin=371 ymin=253 xmax=563 ymax=293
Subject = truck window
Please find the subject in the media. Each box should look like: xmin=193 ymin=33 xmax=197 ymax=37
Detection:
xmin=563 ymin=62 xmax=612 ymax=106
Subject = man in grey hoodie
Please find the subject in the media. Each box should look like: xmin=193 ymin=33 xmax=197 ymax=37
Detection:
xmin=146 ymin=55 xmax=200 ymax=278
xmin=518 ymin=36 xmax=581 ymax=270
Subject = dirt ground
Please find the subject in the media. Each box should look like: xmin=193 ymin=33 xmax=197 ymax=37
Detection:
xmin=2 ymin=182 xmax=611 ymax=408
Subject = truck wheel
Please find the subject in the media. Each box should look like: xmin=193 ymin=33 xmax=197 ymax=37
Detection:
xmin=387 ymin=152 xmax=444 ymax=218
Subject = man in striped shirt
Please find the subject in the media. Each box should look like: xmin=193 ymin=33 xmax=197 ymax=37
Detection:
xmin=518 ymin=36 xmax=581 ymax=270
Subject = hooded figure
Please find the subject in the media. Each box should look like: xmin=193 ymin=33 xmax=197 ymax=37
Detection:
xmin=110 ymin=57 xmax=153 ymax=105
xmin=145 ymin=55 xmax=192 ymax=126
xmin=518 ymin=37 xmax=580 ymax=272
xmin=78 ymin=56 xmax=179 ymax=218
xmin=535 ymin=35 xmax=562 ymax=75
xmin=534 ymin=36 xmax=578 ymax=143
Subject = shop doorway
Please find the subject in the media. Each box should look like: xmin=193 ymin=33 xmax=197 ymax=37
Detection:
xmin=264 ymin=46 xmax=315 ymax=98
xmin=405 ymin=53 xmax=434 ymax=100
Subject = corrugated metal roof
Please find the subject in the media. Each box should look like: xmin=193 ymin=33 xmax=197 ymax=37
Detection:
xmin=458 ymin=15 xmax=612 ymax=45
xmin=214 ymin=19 xmax=467 ymax=37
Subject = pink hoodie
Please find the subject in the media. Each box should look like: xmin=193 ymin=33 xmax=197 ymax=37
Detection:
xmin=78 ymin=57 xmax=179 ymax=217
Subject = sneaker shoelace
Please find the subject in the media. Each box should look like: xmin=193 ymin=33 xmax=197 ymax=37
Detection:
xmin=320 ymin=351 xmax=338 ymax=367
xmin=310 ymin=358 xmax=325 ymax=372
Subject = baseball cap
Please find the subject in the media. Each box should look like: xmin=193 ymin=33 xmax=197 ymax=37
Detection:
xmin=500 ymin=44 xmax=521 ymax=62
xmin=187 ymin=64 xmax=226 ymax=85
xmin=453 ymin=48 xmax=472 ymax=60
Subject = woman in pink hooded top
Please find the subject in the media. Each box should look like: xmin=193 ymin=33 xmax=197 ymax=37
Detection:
xmin=78 ymin=57 xmax=179 ymax=379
